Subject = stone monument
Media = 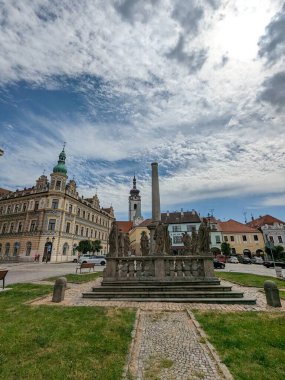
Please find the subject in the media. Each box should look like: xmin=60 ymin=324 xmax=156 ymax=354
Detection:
xmin=83 ymin=163 xmax=256 ymax=304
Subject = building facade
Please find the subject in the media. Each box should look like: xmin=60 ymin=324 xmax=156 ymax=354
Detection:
xmin=247 ymin=215 xmax=285 ymax=250
xmin=218 ymin=219 xmax=265 ymax=257
xmin=0 ymin=148 xmax=114 ymax=262
xmin=161 ymin=210 xmax=201 ymax=254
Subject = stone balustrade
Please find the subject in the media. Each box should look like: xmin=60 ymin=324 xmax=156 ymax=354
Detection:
xmin=103 ymin=255 xmax=215 ymax=282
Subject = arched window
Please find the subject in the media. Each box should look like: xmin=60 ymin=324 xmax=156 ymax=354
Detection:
xmin=13 ymin=242 xmax=20 ymax=256
xmin=5 ymin=243 xmax=10 ymax=256
xmin=2 ymin=223 xmax=7 ymax=234
xmin=10 ymin=223 xmax=14 ymax=233
xmin=26 ymin=242 xmax=32 ymax=256
xmin=62 ymin=243 xmax=69 ymax=255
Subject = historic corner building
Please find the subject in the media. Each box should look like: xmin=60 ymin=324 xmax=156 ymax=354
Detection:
xmin=0 ymin=148 xmax=114 ymax=262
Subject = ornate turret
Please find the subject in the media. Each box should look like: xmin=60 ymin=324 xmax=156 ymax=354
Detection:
xmin=130 ymin=175 xmax=140 ymax=196
xmin=53 ymin=147 xmax=67 ymax=175
xmin=50 ymin=145 xmax=68 ymax=192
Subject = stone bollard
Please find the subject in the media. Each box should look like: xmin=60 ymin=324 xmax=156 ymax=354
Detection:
xmin=264 ymin=280 xmax=281 ymax=307
xmin=52 ymin=277 xmax=67 ymax=303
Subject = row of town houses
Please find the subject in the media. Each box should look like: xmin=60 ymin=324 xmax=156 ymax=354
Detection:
xmin=1 ymin=147 xmax=284 ymax=261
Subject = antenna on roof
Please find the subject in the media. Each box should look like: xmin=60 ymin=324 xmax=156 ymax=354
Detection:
xmin=209 ymin=209 xmax=214 ymax=217
xmin=63 ymin=141 xmax=66 ymax=149
xmin=243 ymin=211 xmax=247 ymax=223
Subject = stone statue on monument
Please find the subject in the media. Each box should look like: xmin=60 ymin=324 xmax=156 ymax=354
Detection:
xmin=108 ymin=221 xmax=119 ymax=257
xmin=140 ymin=231 xmax=149 ymax=256
xmin=164 ymin=224 xmax=172 ymax=255
xmin=124 ymin=234 xmax=131 ymax=257
xmin=182 ymin=232 xmax=191 ymax=255
xmin=154 ymin=222 xmax=165 ymax=255
xmin=118 ymin=230 xmax=125 ymax=257
xmin=198 ymin=218 xmax=211 ymax=254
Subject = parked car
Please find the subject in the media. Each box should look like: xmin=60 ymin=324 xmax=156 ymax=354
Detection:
xmin=251 ymin=257 xmax=264 ymax=264
xmin=263 ymin=261 xmax=285 ymax=269
xmin=227 ymin=256 xmax=239 ymax=264
xmin=78 ymin=255 xmax=106 ymax=266
xmin=213 ymin=260 xmax=225 ymax=269
xmin=241 ymin=257 xmax=252 ymax=264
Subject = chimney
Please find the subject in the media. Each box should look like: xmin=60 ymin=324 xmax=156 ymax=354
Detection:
xmin=181 ymin=208 xmax=184 ymax=216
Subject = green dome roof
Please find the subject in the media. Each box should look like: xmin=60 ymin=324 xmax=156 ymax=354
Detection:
xmin=53 ymin=148 xmax=67 ymax=175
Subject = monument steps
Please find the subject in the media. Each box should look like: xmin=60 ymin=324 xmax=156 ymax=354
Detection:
xmin=92 ymin=285 xmax=233 ymax=292
xmin=101 ymin=279 xmax=221 ymax=287
xmin=83 ymin=290 xmax=244 ymax=299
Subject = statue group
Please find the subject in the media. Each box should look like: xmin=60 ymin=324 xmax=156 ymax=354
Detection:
xmin=182 ymin=218 xmax=211 ymax=255
xmin=108 ymin=221 xmax=131 ymax=257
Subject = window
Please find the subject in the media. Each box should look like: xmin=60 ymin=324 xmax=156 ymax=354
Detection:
xmin=2 ymin=223 xmax=7 ymax=234
xmin=215 ymin=235 xmax=221 ymax=244
xmin=9 ymin=223 xmax=14 ymax=233
xmin=81 ymin=227 xmax=84 ymax=236
xmin=134 ymin=204 xmax=137 ymax=210
xmin=23 ymin=203 xmax=27 ymax=212
xmin=26 ymin=242 xmax=32 ymax=256
xmin=86 ymin=228 xmax=89 ymax=237
xmin=75 ymin=225 xmax=79 ymax=235
xmin=62 ymin=243 xmax=69 ymax=255
xmin=15 ymin=204 xmax=19 ymax=212
xmin=77 ymin=208 xmax=80 ymax=216
xmin=0 ymin=243 xmax=2 ymax=255
xmin=52 ymin=199 xmax=59 ymax=209
xmin=278 ymin=236 xmax=283 ymax=243
xmin=230 ymin=236 xmax=235 ymax=242
xmin=13 ymin=242 xmax=20 ymax=256
xmin=224 ymin=236 xmax=228 ymax=242
xmin=66 ymin=222 xmax=71 ymax=233
xmin=98 ymin=231 xmax=101 ymax=239
xmin=92 ymin=215 xmax=94 ymax=222
xmin=269 ymin=236 xmax=274 ymax=243
xmin=172 ymin=226 xmax=181 ymax=232
xmin=83 ymin=211 xmax=86 ymax=218
xmin=34 ymin=201 xmax=39 ymax=211
xmin=5 ymin=243 xmax=10 ymax=256
xmin=173 ymin=236 xmax=182 ymax=244
xmin=69 ymin=204 xmax=72 ymax=213
xmin=95 ymin=230 xmax=97 ymax=238
xmin=191 ymin=226 xmax=196 ymax=233
xmin=88 ymin=213 xmax=90 ymax=220
xmin=91 ymin=229 xmax=93 ymax=238
xmin=56 ymin=181 xmax=61 ymax=190
xmin=242 ymin=235 xmax=247 ymax=242
xmin=7 ymin=205 xmax=12 ymax=214
xmin=48 ymin=219 xmax=56 ymax=231
xmin=30 ymin=220 xmax=37 ymax=232
xmin=18 ymin=222 xmax=23 ymax=233
xmin=186 ymin=225 xmax=192 ymax=232
xmin=254 ymin=235 xmax=259 ymax=241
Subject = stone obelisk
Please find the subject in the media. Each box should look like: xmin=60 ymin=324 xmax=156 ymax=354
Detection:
xmin=148 ymin=162 xmax=161 ymax=253
xmin=151 ymin=162 xmax=161 ymax=222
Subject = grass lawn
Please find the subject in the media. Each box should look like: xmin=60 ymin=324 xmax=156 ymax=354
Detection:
xmin=280 ymin=290 xmax=285 ymax=300
xmin=44 ymin=271 xmax=103 ymax=283
xmin=0 ymin=284 xmax=135 ymax=380
xmin=194 ymin=311 xmax=285 ymax=380
xmin=216 ymin=271 xmax=285 ymax=289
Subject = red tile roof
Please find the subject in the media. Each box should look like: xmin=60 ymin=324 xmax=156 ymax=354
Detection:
xmin=218 ymin=219 xmax=260 ymax=233
xmin=136 ymin=218 xmax=152 ymax=227
xmin=0 ymin=188 xmax=11 ymax=195
xmin=116 ymin=221 xmax=133 ymax=233
xmin=161 ymin=210 xmax=200 ymax=224
xmin=247 ymin=215 xmax=285 ymax=228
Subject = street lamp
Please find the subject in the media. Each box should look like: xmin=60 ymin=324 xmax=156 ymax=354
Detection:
xmin=265 ymin=234 xmax=277 ymax=272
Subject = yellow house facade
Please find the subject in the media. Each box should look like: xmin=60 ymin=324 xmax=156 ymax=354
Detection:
xmin=218 ymin=219 xmax=265 ymax=256
xmin=129 ymin=219 xmax=151 ymax=256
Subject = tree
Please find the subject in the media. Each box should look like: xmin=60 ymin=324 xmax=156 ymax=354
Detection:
xmin=265 ymin=245 xmax=285 ymax=260
xmin=76 ymin=240 xmax=93 ymax=254
xmin=221 ymin=242 xmax=231 ymax=256
xmin=92 ymin=240 xmax=103 ymax=253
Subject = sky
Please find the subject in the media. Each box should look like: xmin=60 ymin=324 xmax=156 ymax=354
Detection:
xmin=0 ymin=0 xmax=285 ymax=222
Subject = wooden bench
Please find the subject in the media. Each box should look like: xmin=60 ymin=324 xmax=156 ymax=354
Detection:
xmin=76 ymin=263 xmax=95 ymax=274
xmin=0 ymin=270 xmax=8 ymax=289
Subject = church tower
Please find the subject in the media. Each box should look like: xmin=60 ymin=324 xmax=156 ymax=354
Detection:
xmin=50 ymin=145 xmax=68 ymax=192
xmin=129 ymin=175 xmax=143 ymax=224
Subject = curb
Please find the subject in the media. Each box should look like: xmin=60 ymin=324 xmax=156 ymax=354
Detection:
xmin=123 ymin=308 xmax=142 ymax=380
xmin=186 ymin=309 xmax=234 ymax=380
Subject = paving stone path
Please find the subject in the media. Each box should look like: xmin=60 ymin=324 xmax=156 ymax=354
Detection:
xmin=128 ymin=310 xmax=229 ymax=380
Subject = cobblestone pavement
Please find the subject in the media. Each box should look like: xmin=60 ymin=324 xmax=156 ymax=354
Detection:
xmin=127 ymin=310 xmax=228 ymax=380
xmin=32 ymin=277 xmax=285 ymax=312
